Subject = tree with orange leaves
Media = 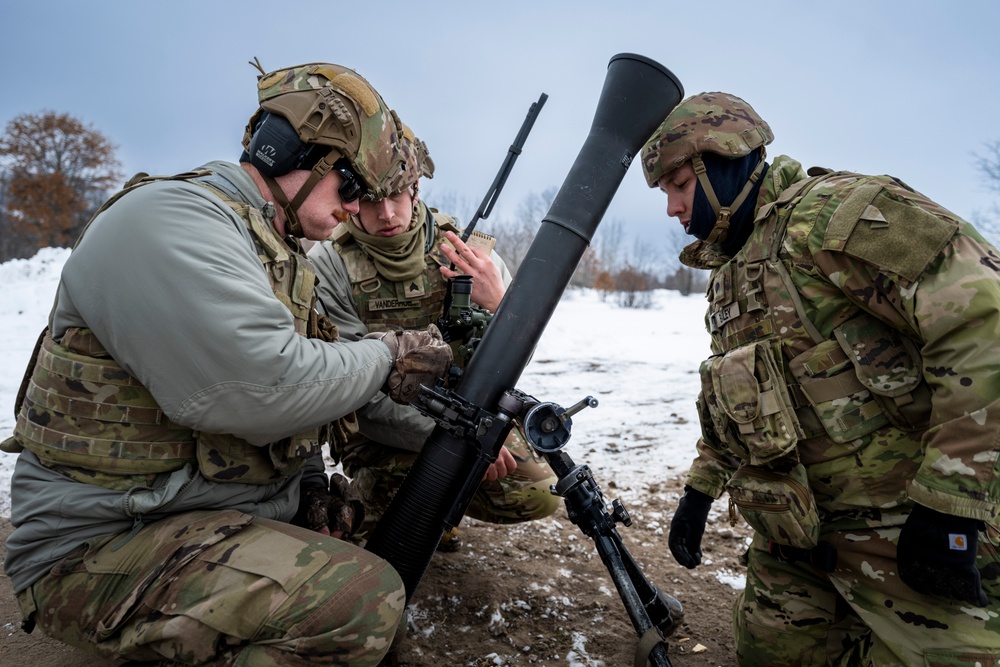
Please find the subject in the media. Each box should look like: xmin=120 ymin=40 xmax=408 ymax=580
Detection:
xmin=0 ymin=111 xmax=122 ymax=259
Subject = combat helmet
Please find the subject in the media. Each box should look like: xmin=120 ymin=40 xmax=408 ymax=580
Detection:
xmin=641 ymin=92 xmax=773 ymax=245
xmin=242 ymin=61 xmax=405 ymax=235
xmin=379 ymin=122 xmax=435 ymax=199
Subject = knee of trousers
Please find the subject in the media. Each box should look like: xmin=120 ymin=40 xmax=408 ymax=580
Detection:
xmin=266 ymin=546 xmax=407 ymax=664
xmin=465 ymin=471 xmax=562 ymax=524
xmin=733 ymin=592 xmax=832 ymax=667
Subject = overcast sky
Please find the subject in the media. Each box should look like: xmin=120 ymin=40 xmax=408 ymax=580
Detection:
xmin=5 ymin=1 xmax=1000 ymax=261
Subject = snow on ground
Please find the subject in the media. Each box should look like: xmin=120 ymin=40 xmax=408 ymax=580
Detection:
xmin=0 ymin=249 xmax=749 ymax=665
xmin=0 ymin=248 xmax=710 ymax=518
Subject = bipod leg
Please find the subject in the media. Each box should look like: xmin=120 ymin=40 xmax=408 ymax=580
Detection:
xmin=591 ymin=530 xmax=673 ymax=667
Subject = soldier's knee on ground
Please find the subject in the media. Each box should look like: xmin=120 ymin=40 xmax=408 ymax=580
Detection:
xmin=251 ymin=536 xmax=406 ymax=666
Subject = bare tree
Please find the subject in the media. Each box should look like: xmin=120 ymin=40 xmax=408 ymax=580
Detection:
xmin=974 ymin=141 xmax=1000 ymax=244
xmin=976 ymin=141 xmax=1000 ymax=194
xmin=612 ymin=237 xmax=662 ymax=308
xmin=486 ymin=188 xmax=556 ymax=275
xmin=422 ymin=188 xmax=478 ymax=228
xmin=593 ymin=218 xmax=624 ymax=275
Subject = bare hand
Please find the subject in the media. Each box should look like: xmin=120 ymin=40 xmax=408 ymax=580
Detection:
xmin=482 ymin=445 xmax=517 ymax=482
xmin=439 ymin=231 xmax=506 ymax=313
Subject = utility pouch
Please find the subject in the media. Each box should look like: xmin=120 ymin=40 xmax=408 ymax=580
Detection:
xmin=195 ymin=432 xmax=315 ymax=484
xmin=726 ymin=461 xmax=820 ymax=549
xmin=834 ymin=315 xmax=931 ymax=431
xmin=788 ymin=338 xmax=887 ymax=444
xmin=709 ymin=341 xmax=802 ymax=465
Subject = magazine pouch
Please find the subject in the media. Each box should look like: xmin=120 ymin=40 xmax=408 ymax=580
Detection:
xmin=710 ymin=341 xmax=802 ymax=465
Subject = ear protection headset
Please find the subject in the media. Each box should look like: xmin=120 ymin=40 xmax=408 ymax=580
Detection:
xmin=246 ymin=111 xmax=327 ymax=178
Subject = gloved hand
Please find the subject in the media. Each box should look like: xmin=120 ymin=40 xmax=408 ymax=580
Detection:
xmin=897 ymin=503 xmax=988 ymax=607
xmin=364 ymin=324 xmax=453 ymax=404
xmin=293 ymin=473 xmax=365 ymax=540
xmin=669 ymin=486 xmax=714 ymax=569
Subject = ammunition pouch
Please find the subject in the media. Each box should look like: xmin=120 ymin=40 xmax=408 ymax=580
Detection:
xmin=701 ymin=340 xmax=804 ymax=466
xmin=195 ymin=431 xmax=316 ymax=485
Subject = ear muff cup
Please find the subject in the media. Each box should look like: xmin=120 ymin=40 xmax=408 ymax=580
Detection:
xmin=247 ymin=112 xmax=320 ymax=177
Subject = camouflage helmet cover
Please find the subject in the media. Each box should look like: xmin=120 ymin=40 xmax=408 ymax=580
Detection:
xmin=641 ymin=92 xmax=773 ymax=188
xmin=242 ymin=63 xmax=404 ymax=196
xmin=383 ymin=121 xmax=434 ymax=196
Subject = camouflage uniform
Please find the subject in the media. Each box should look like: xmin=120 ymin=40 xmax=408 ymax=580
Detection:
xmin=20 ymin=511 xmax=403 ymax=666
xmin=310 ymin=202 xmax=560 ymax=539
xmin=3 ymin=63 xmax=411 ymax=666
xmin=644 ymin=94 xmax=1000 ymax=665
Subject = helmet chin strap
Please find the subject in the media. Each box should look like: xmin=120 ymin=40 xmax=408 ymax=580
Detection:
xmin=260 ymin=149 xmax=340 ymax=237
xmin=692 ymin=149 xmax=767 ymax=245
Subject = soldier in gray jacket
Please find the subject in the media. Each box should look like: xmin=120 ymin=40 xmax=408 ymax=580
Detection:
xmin=1 ymin=62 xmax=452 ymax=667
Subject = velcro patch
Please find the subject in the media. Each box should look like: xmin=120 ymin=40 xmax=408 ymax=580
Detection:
xmin=824 ymin=181 xmax=958 ymax=282
xmin=331 ymin=73 xmax=379 ymax=117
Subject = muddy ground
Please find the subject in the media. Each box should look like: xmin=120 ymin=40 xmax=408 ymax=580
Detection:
xmin=1 ymin=475 xmax=751 ymax=666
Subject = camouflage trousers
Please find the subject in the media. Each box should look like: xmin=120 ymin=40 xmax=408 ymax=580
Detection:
xmin=347 ymin=428 xmax=561 ymax=540
xmin=16 ymin=510 xmax=405 ymax=666
xmin=734 ymin=525 xmax=1000 ymax=666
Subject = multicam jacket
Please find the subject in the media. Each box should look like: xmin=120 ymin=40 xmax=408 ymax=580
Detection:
xmin=308 ymin=201 xmax=513 ymax=456
xmin=4 ymin=161 xmax=393 ymax=594
xmin=685 ymin=155 xmax=1000 ymax=528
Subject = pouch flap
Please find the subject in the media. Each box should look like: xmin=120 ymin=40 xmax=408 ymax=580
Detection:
xmin=834 ymin=315 xmax=922 ymax=398
xmin=713 ymin=346 xmax=760 ymax=424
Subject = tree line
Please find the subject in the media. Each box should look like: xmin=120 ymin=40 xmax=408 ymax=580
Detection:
xmin=428 ymin=186 xmax=709 ymax=304
xmin=4 ymin=110 xmax=999 ymax=308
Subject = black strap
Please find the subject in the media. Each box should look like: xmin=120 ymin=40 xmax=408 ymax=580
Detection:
xmin=769 ymin=540 xmax=838 ymax=572
xmin=423 ymin=202 xmax=437 ymax=253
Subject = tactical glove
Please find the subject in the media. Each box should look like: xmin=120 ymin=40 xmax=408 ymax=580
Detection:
xmin=364 ymin=324 xmax=454 ymax=405
xmin=897 ymin=503 xmax=988 ymax=607
xmin=669 ymin=486 xmax=714 ymax=569
xmin=293 ymin=473 xmax=365 ymax=539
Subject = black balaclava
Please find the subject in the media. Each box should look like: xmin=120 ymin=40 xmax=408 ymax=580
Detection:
xmin=689 ymin=151 xmax=770 ymax=256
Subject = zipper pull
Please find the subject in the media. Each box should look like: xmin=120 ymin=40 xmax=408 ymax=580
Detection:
xmin=111 ymin=515 xmax=145 ymax=552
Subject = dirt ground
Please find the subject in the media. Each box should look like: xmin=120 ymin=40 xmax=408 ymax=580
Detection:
xmin=0 ymin=475 xmax=751 ymax=666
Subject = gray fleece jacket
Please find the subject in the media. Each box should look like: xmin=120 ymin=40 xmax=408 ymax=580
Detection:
xmin=5 ymin=161 xmax=393 ymax=593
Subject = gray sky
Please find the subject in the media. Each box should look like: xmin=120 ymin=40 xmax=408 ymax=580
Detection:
xmin=5 ymin=1 xmax=1000 ymax=261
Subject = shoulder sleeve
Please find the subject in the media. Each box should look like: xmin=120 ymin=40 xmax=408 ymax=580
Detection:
xmin=809 ymin=179 xmax=1000 ymax=521
xmin=356 ymin=392 xmax=435 ymax=453
xmin=820 ymin=177 xmax=959 ymax=282
xmin=906 ymin=229 xmax=1000 ymax=522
